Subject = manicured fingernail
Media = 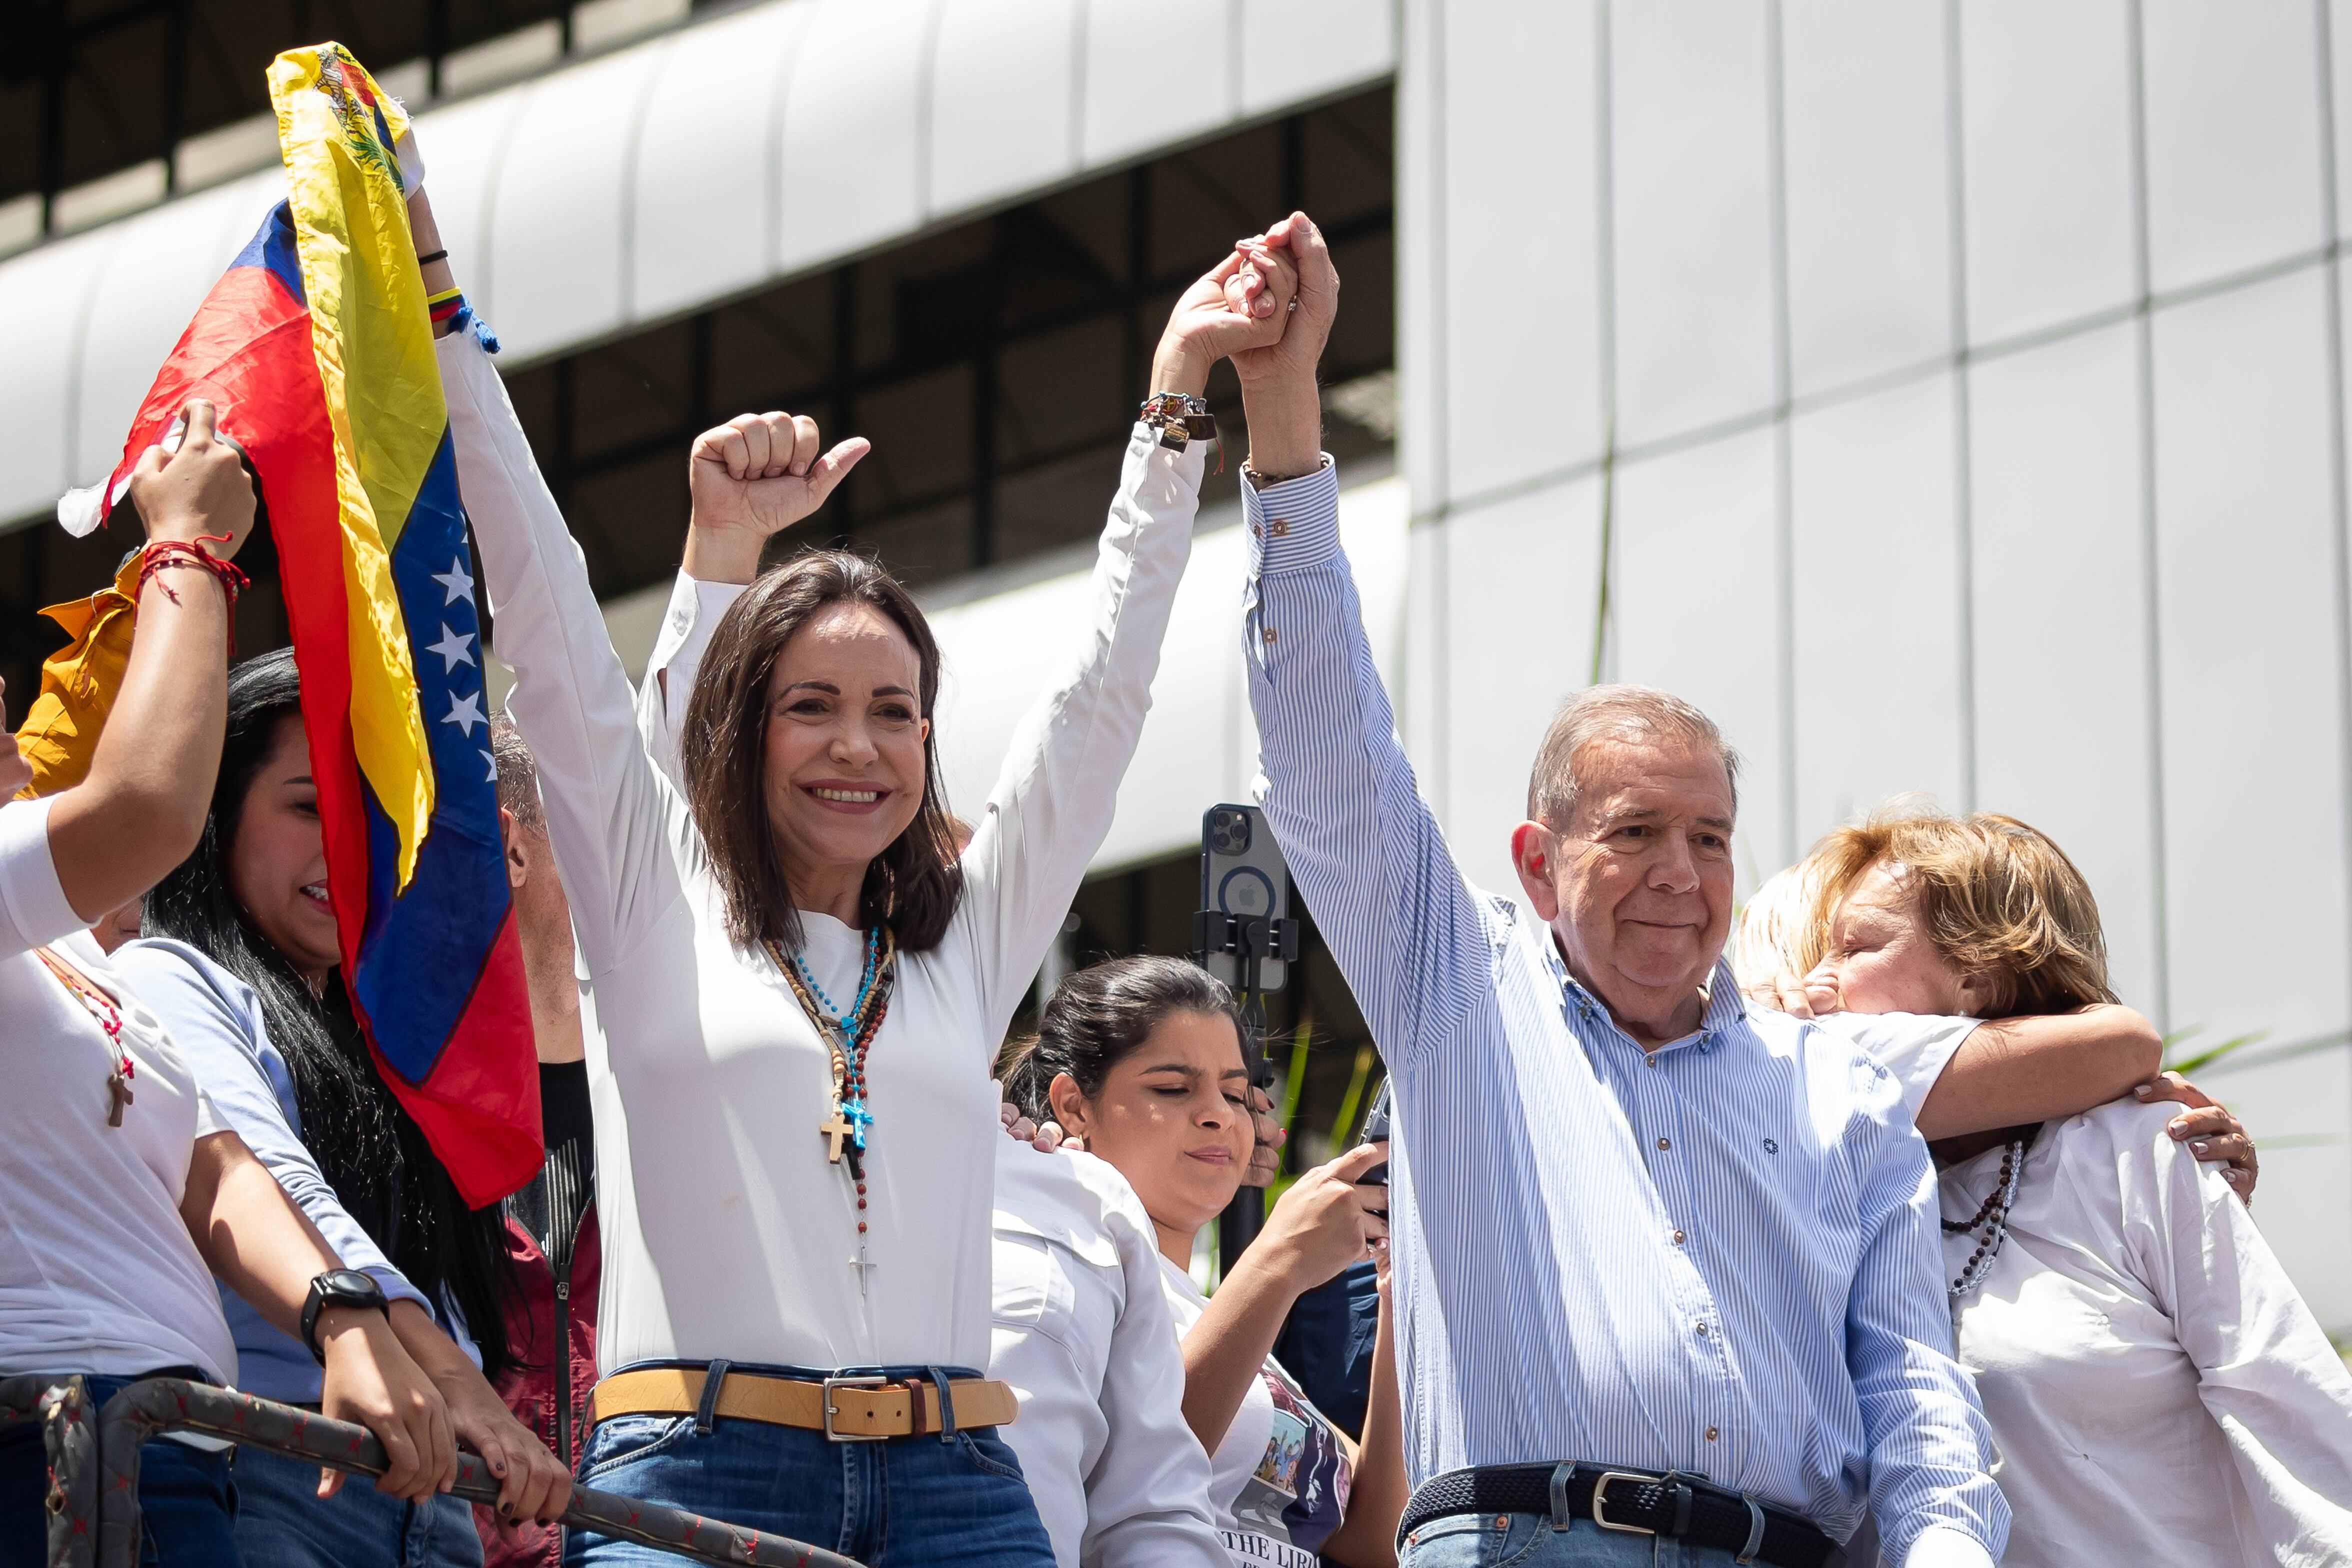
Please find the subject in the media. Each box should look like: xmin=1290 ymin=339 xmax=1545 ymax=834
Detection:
xmin=2134 ymin=1084 xmax=2152 ymax=1095
xmin=2170 ymin=1119 xmax=2188 ymax=1133
xmin=2191 ymin=1141 xmax=2210 ymax=1156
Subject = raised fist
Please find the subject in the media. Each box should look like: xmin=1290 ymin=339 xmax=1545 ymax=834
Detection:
xmin=688 ymin=410 xmax=870 ymax=541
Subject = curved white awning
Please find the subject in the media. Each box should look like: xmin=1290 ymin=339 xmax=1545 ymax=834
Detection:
xmin=0 ymin=0 xmax=1395 ymax=530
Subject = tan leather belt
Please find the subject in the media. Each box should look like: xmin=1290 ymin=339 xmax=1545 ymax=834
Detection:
xmin=588 ymin=1366 xmax=1018 ymax=1441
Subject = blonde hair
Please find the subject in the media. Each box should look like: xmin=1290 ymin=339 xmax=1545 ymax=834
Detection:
xmin=1800 ymin=804 xmax=2117 ymax=1018
xmin=1732 ymin=859 xmax=1831 ymax=994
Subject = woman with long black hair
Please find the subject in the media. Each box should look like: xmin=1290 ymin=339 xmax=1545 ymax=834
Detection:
xmin=2 ymin=402 xmax=462 ymax=1568
xmin=120 ymin=648 xmax=572 ymax=1568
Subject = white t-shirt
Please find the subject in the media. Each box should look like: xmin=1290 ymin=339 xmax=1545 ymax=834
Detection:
xmin=1944 ymin=1099 xmax=2352 ymax=1568
xmin=0 ymin=797 xmax=237 ymax=1384
xmin=1158 ymin=1258 xmax=1355 ymax=1568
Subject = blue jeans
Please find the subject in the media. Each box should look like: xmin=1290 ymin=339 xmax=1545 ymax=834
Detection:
xmin=566 ymin=1364 xmax=1054 ymax=1568
xmin=0 ymin=1372 xmax=238 ymax=1568
xmin=233 ymin=1442 xmax=483 ymax=1568
xmin=1400 ymin=1511 xmax=1755 ymax=1568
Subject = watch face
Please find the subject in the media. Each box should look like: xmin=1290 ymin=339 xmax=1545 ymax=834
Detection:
xmin=318 ymin=1269 xmax=382 ymax=1302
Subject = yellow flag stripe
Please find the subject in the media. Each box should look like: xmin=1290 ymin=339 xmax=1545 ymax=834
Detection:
xmin=269 ymin=44 xmax=438 ymax=886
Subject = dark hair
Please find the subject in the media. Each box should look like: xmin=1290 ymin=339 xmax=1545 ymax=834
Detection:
xmin=998 ymin=956 xmax=1240 ymax=1123
xmin=680 ymin=549 xmax=964 ymax=953
xmin=144 ymin=649 xmax=516 ymax=1375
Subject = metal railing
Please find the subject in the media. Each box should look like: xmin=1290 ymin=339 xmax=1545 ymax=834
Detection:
xmin=4 ymin=1375 xmax=862 ymax=1568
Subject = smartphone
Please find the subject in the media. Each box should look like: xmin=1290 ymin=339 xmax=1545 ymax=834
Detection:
xmin=1358 ymin=1079 xmax=1390 ymax=1193
xmin=1200 ymin=803 xmax=1290 ymax=993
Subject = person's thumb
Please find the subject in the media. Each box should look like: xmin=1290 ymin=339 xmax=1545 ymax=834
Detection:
xmin=803 ymin=437 xmax=870 ymax=508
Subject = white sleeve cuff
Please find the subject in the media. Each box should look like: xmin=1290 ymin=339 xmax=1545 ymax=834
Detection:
xmin=646 ymin=573 xmax=748 ymax=685
xmin=1899 ymin=1524 xmax=1999 ymax=1568
xmin=0 ymin=797 xmax=87 ymax=953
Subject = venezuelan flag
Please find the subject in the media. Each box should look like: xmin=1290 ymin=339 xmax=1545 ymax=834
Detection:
xmin=74 ymin=43 xmax=538 ymax=1207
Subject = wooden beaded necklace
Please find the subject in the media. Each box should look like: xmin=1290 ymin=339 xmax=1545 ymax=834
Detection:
xmin=1942 ymin=1136 xmax=2028 ymax=1300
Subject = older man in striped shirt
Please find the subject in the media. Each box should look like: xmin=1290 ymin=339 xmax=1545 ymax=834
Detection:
xmin=1228 ymin=219 xmax=2007 ymax=1568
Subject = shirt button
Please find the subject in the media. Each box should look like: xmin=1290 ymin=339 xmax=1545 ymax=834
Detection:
xmin=1706 ymin=1426 xmax=1720 ymax=1442
xmin=1671 ymin=1229 xmax=1686 ymax=1245
xmin=1270 ymin=517 xmax=1290 ymax=537
xmin=1656 ymin=1137 xmax=1672 ymax=1151
xmin=1647 ymin=1056 xmax=1661 ymax=1069
xmin=1262 ymin=626 xmax=1278 ymax=643
xmin=1694 ymin=1321 xmax=1708 ymax=1337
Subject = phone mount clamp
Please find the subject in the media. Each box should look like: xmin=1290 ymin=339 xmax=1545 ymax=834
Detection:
xmin=1192 ymin=909 xmax=1299 ymax=1263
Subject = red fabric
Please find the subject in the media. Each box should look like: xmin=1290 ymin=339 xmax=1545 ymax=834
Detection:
xmin=473 ymin=1206 xmax=600 ymax=1568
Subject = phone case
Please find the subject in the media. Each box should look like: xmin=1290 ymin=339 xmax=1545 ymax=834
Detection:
xmin=1200 ymin=802 xmax=1290 ymax=993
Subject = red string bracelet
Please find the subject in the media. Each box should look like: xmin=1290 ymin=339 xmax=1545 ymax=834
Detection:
xmin=137 ymin=533 xmax=252 ymax=655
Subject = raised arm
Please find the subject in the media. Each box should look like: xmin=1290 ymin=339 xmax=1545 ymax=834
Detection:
xmin=955 ymin=249 xmax=1296 ymax=1042
xmin=38 ymin=400 xmax=255 ymax=927
xmin=1910 ymin=1004 xmax=2160 ymax=1140
xmin=414 ymin=189 xmax=680 ymax=975
xmin=1236 ymin=215 xmax=1487 ymax=1067
xmin=1842 ymin=1087 xmax=2009 ymax=1568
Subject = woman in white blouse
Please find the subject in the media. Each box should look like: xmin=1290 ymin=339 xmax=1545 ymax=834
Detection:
xmin=0 ymin=405 xmax=460 ymax=1566
xmin=414 ymin=179 xmax=1296 ymax=1562
xmin=1776 ymin=808 xmax=2352 ymax=1567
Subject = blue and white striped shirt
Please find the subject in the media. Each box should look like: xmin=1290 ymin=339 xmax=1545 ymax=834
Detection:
xmin=1239 ymin=463 xmax=2006 ymax=1568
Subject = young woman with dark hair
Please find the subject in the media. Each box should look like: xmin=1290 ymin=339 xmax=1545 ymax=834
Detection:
xmin=412 ymin=164 xmax=1299 ymax=1562
xmin=120 ymin=647 xmax=572 ymax=1567
xmin=0 ymin=404 xmax=462 ymax=1568
xmin=1000 ymin=957 xmax=1410 ymax=1568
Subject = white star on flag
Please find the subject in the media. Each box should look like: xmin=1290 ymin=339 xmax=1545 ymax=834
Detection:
xmin=431 ymin=556 xmax=476 ymax=606
xmin=426 ymin=623 xmax=477 ymax=673
xmin=442 ymin=690 xmax=486 ymax=739
xmin=480 ymin=749 xmax=498 ymax=783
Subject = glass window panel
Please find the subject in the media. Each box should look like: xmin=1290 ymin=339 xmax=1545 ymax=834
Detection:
xmin=1436 ymin=0 xmax=1602 ymax=500
xmin=2142 ymin=0 xmax=2325 ymax=293
xmin=1958 ymin=0 xmax=2136 ymax=344
xmin=1790 ymin=372 xmax=1964 ymax=841
xmin=1968 ymin=321 xmax=2159 ymax=1013
xmin=2152 ymin=266 xmax=2349 ymax=1049
xmin=1612 ymin=427 xmax=1788 ymax=882
xmin=1780 ymin=0 xmax=1951 ymax=397
xmin=1442 ymin=476 xmax=1603 ymax=898
xmin=1610 ymin=0 xmax=1776 ymax=445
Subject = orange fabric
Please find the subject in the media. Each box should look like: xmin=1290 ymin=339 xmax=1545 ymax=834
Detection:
xmin=15 ymin=554 xmax=141 ymax=800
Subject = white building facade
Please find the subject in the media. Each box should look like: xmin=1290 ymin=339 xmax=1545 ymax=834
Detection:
xmin=4 ymin=0 xmax=2346 ymax=1329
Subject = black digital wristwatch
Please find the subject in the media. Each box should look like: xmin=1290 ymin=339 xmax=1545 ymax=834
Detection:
xmin=300 ymin=1269 xmax=390 ymax=1365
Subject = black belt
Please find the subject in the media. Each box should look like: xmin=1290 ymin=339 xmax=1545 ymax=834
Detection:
xmin=1398 ymin=1463 xmax=1839 ymax=1568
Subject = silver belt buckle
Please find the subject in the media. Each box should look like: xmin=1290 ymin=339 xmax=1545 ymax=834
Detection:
xmin=820 ymin=1375 xmax=891 ymax=1442
xmin=1590 ymin=1470 xmax=1662 ymax=1535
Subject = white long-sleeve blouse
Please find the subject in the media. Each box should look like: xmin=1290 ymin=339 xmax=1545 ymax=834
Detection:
xmin=988 ymin=1142 xmax=1224 ymax=1568
xmin=1942 ymin=1098 xmax=2352 ymax=1568
xmin=439 ymin=327 xmax=1203 ymax=1374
